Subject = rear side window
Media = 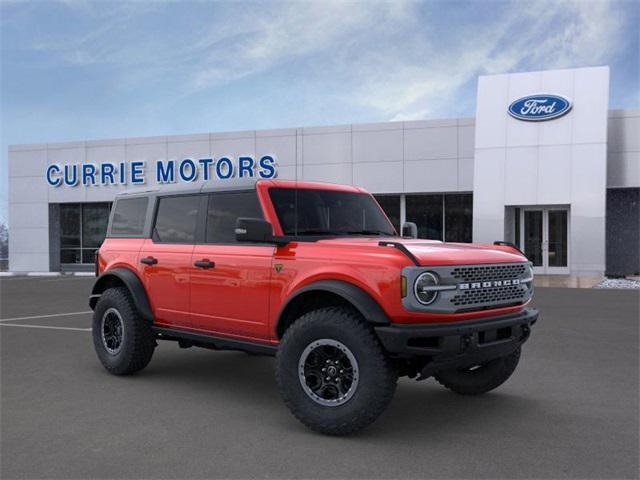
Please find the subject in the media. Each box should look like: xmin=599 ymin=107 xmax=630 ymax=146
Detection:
xmin=154 ymin=195 xmax=200 ymax=244
xmin=110 ymin=197 xmax=148 ymax=236
xmin=206 ymin=191 xmax=263 ymax=243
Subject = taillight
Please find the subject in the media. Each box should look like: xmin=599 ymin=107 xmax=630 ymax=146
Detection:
xmin=94 ymin=250 xmax=100 ymax=277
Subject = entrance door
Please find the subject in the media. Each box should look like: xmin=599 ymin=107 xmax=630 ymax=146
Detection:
xmin=519 ymin=208 xmax=569 ymax=274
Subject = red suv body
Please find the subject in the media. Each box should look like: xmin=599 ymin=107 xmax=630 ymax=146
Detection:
xmin=90 ymin=179 xmax=538 ymax=435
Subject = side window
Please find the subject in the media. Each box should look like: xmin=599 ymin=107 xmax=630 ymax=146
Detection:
xmin=110 ymin=197 xmax=148 ymax=236
xmin=206 ymin=191 xmax=263 ymax=244
xmin=153 ymin=195 xmax=200 ymax=244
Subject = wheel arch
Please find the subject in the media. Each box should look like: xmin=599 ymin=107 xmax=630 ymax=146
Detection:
xmin=275 ymin=280 xmax=390 ymax=339
xmin=89 ymin=268 xmax=154 ymax=322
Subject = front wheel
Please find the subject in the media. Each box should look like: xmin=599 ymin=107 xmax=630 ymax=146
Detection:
xmin=434 ymin=348 xmax=521 ymax=395
xmin=275 ymin=307 xmax=397 ymax=436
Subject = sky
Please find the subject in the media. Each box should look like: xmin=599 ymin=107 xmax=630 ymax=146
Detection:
xmin=0 ymin=0 xmax=638 ymax=225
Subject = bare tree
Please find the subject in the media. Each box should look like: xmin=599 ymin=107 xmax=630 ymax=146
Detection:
xmin=0 ymin=222 xmax=8 ymax=260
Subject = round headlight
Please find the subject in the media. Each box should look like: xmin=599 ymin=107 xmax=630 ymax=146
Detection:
xmin=414 ymin=272 xmax=439 ymax=305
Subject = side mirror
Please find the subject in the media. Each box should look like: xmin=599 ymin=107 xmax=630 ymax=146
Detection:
xmin=235 ymin=218 xmax=274 ymax=243
xmin=401 ymin=222 xmax=418 ymax=239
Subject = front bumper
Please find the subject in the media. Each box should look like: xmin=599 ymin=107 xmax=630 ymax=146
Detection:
xmin=374 ymin=308 xmax=538 ymax=379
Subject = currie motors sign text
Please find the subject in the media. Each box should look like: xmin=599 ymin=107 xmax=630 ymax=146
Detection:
xmin=508 ymin=94 xmax=572 ymax=121
xmin=45 ymin=155 xmax=277 ymax=187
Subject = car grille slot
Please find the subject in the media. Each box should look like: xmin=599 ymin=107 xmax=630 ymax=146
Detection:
xmin=451 ymin=264 xmax=527 ymax=283
xmin=451 ymin=285 xmax=527 ymax=307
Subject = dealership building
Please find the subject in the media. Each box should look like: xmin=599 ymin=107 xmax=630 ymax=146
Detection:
xmin=7 ymin=66 xmax=640 ymax=276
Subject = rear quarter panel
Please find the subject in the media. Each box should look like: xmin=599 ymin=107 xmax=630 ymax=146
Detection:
xmin=98 ymin=238 xmax=146 ymax=274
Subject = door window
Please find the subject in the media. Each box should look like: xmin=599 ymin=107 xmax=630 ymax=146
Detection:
xmin=548 ymin=210 xmax=568 ymax=267
xmin=153 ymin=195 xmax=200 ymax=244
xmin=111 ymin=197 xmax=147 ymax=236
xmin=523 ymin=210 xmax=543 ymax=267
xmin=206 ymin=191 xmax=264 ymax=244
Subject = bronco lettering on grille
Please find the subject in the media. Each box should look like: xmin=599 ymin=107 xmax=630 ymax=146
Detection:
xmin=458 ymin=279 xmax=521 ymax=290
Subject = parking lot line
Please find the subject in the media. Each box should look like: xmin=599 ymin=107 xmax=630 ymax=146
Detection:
xmin=0 ymin=311 xmax=92 ymax=323
xmin=0 ymin=323 xmax=91 ymax=332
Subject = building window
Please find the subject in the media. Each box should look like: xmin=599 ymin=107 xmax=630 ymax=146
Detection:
xmin=444 ymin=194 xmax=473 ymax=243
xmin=60 ymin=203 xmax=111 ymax=264
xmin=374 ymin=195 xmax=400 ymax=233
xmin=406 ymin=194 xmax=443 ymax=240
xmin=405 ymin=193 xmax=473 ymax=242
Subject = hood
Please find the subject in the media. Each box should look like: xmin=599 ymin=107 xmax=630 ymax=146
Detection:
xmin=316 ymin=237 xmax=526 ymax=266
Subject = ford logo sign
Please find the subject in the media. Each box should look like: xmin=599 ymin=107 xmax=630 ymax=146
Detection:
xmin=508 ymin=94 xmax=572 ymax=121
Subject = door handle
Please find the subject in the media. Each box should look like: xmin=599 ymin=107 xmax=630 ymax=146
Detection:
xmin=140 ymin=256 xmax=158 ymax=266
xmin=194 ymin=259 xmax=215 ymax=269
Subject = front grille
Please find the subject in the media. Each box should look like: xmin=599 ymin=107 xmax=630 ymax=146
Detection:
xmin=451 ymin=285 xmax=527 ymax=307
xmin=402 ymin=262 xmax=533 ymax=314
xmin=451 ymin=264 xmax=527 ymax=283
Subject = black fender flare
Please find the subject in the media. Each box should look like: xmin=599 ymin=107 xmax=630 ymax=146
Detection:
xmin=275 ymin=280 xmax=391 ymax=338
xmin=89 ymin=268 xmax=154 ymax=322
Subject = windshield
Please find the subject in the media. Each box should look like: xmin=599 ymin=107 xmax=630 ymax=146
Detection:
xmin=269 ymin=188 xmax=397 ymax=236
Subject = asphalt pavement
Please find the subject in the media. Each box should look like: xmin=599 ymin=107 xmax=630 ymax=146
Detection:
xmin=1 ymin=276 xmax=638 ymax=479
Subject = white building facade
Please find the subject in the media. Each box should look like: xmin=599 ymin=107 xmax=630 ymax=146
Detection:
xmin=8 ymin=66 xmax=640 ymax=276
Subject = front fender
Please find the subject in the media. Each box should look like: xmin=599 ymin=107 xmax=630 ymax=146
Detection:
xmin=275 ymin=279 xmax=391 ymax=338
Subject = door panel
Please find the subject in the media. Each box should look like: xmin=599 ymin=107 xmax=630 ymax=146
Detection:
xmin=139 ymin=239 xmax=194 ymax=328
xmin=548 ymin=210 xmax=568 ymax=268
xmin=190 ymin=245 xmax=274 ymax=339
xmin=138 ymin=194 xmax=201 ymax=328
xmin=189 ymin=190 xmax=274 ymax=340
xmin=546 ymin=209 xmax=570 ymax=274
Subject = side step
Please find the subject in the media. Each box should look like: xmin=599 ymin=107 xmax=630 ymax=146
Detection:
xmin=152 ymin=326 xmax=278 ymax=356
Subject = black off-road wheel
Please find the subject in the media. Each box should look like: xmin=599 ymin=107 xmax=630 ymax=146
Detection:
xmin=275 ymin=307 xmax=397 ymax=436
xmin=92 ymin=287 xmax=156 ymax=375
xmin=434 ymin=348 xmax=521 ymax=395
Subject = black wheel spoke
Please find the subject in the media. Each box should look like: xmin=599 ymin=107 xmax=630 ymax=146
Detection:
xmin=101 ymin=308 xmax=124 ymax=355
xmin=298 ymin=340 xmax=359 ymax=407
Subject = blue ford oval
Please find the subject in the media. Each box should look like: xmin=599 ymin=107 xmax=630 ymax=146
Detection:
xmin=508 ymin=94 xmax=572 ymax=121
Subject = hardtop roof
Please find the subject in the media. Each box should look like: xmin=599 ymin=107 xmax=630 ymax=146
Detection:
xmin=113 ymin=179 xmax=365 ymax=201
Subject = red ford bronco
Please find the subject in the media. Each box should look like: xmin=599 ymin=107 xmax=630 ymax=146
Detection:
xmin=90 ymin=179 xmax=537 ymax=435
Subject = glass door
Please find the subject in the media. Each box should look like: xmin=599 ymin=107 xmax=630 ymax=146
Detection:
xmin=519 ymin=207 xmax=569 ymax=274
xmin=546 ymin=209 xmax=569 ymax=274
xmin=523 ymin=210 xmax=544 ymax=270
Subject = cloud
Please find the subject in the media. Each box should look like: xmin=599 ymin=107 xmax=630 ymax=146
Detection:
xmin=189 ymin=1 xmax=414 ymax=91
xmin=3 ymin=0 xmax=632 ymax=122
xmin=349 ymin=0 xmax=626 ymax=121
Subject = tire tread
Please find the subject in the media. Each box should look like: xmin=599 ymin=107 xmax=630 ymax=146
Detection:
xmin=276 ymin=306 xmax=397 ymax=436
xmin=434 ymin=348 xmax=521 ymax=395
xmin=92 ymin=287 xmax=155 ymax=375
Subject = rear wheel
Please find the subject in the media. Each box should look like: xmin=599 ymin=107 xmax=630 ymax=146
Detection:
xmin=275 ymin=307 xmax=397 ymax=435
xmin=92 ymin=287 xmax=156 ymax=375
xmin=434 ymin=348 xmax=521 ymax=395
